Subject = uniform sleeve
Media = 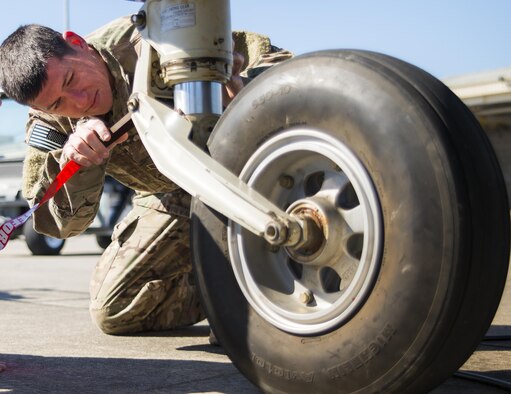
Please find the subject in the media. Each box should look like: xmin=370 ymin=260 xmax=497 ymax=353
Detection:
xmin=22 ymin=113 xmax=107 ymax=239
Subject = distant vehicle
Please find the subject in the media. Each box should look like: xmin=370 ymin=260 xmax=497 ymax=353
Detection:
xmin=0 ymin=93 xmax=132 ymax=255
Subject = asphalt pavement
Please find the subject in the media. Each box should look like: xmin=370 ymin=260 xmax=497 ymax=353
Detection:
xmin=0 ymin=235 xmax=509 ymax=393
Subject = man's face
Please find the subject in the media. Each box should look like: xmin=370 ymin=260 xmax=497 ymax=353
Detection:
xmin=29 ymin=39 xmax=113 ymax=118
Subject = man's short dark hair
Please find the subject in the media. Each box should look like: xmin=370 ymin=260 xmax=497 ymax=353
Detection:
xmin=0 ymin=24 xmax=74 ymax=104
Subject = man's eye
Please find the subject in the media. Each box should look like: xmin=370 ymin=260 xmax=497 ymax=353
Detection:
xmin=66 ymin=73 xmax=74 ymax=86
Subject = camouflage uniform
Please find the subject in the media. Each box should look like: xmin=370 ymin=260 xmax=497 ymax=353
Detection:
xmin=22 ymin=17 xmax=292 ymax=335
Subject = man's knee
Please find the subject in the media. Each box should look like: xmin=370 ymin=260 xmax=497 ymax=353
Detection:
xmin=89 ymin=279 xmax=167 ymax=335
xmin=89 ymin=277 xmax=205 ymax=335
xmin=89 ymin=306 xmax=140 ymax=335
xmin=90 ymin=308 xmax=123 ymax=335
xmin=90 ymin=307 xmax=117 ymax=335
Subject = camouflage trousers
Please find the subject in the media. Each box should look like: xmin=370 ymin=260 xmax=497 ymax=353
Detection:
xmin=89 ymin=191 xmax=205 ymax=335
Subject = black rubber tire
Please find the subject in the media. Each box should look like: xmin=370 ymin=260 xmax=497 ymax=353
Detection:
xmin=23 ymin=217 xmax=65 ymax=256
xmin=190 ymin=50 xmax=510 ymax=394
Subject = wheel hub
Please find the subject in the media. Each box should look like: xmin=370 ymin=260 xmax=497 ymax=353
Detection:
xmin=228 ymin=128 xmax=383 ymax=335
xmin=286 ymin=198 xmax=345 ymax=264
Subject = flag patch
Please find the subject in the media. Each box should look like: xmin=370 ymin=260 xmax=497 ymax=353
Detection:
xmin=28 ymin=123 xmax=68 ymax=152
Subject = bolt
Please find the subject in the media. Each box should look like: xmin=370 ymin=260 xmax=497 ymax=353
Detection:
xmin=131 ymin=11 xmax=146 ymax=28
xmin=264 ymin=221 xmax=290 ymax=245
xmin=127 ymin=98 xmax=139 ymax=113
xmin=299 ymin=291 xmax=313 ymax=305
xmin=264 ymin=223 xmax=279 ymax=241
xmin=265 ymin=223 xmax=279 ymax=242
xmin=279 ymin=175 xmax=295 ymax=189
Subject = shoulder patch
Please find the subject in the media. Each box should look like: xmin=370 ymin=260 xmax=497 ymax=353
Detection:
xmin=28 ymin=123 xmax=68 ymax=152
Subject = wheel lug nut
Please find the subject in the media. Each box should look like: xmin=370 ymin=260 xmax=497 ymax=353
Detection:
xmin=299 ymin=290 xmax=313 ymax=305
xmin=279 ymin=174 xmax=294 ymax=189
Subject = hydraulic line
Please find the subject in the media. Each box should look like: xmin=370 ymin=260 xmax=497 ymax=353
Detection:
xmin=453 ymin=334 xmax=511 ymax=391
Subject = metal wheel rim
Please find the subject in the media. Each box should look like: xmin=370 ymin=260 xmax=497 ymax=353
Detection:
xmin=228 ymin=129 xmax=383 ymax=335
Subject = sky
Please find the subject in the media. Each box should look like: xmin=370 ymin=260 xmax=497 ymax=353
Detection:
xmin=0 ymin=0 xmax=510 ymax=79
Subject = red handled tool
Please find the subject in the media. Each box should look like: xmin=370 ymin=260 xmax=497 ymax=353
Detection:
xmin=0 ymin=113 xmax=133 ymax=251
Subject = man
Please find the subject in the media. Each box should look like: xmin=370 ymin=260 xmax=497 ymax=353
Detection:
xmin=0 ymin=16 xmax=292 ymax=336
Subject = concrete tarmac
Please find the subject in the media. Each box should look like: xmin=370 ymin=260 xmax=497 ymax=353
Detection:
xmin=0 ymin=235 xmax=509 ymax=393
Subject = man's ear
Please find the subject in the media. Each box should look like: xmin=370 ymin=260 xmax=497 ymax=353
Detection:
xmin=62 ymin=31 xmax=86 ymax=49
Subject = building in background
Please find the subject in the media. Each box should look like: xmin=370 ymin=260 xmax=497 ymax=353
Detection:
xmin=445 ymin=68 xmax=511 ymax=203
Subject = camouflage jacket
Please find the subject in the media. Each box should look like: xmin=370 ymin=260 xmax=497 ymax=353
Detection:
xmin=22 ymin=17 xmax=293 ymax=239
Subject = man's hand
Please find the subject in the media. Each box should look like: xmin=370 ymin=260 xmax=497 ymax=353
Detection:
xmin=61 ymin=118 xmax=128 ymax=168
xmin=223 ymin=50 xmax=245 ymax=107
